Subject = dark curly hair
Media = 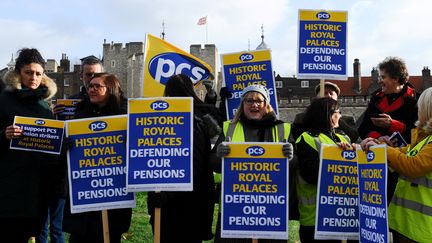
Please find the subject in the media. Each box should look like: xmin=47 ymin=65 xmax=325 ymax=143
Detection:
xmin=14 ymin=48 xmax=45 ymax=73
xmin=378 ymin=57 xmax=409 ymax=84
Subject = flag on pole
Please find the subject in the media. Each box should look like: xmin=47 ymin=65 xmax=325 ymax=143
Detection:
xmin=197 ymin=16 xmax=207 ymax=25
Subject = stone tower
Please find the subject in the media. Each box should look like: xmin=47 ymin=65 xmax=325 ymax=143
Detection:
xmin=103 ymin=41 xmax=144 ymax=96
xmin=190 ymin=44 xmax=219 ymax=98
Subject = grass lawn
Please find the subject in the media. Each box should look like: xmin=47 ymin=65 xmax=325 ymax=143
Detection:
xmin=59 ymin=192 xmax=300 ymax=243
xmin=120 ymin=193 xmax=300 ymax=243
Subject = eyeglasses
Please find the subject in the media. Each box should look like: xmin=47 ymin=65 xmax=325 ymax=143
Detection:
xmin=86 ymin=83 xmax=106 ymax=90
xmin=244 ymin=99 xmax=265 ymax=106
xmin=84 ymin=72 xmax=96 ymax=78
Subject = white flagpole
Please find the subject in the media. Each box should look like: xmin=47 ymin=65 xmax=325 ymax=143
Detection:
xmin=205 ymin=15 xmax=208 ymax=43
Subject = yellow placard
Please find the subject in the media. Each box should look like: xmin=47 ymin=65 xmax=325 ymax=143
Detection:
xmin=142 ymin=34 xmax=212 ymax=97
xmin=66 ymin=115 xmax=127 ymax=136
xmin=221 ymin=49 xmax=272 ymax=66
xmin=299 ymin=9 xmax=347 ymax=22
xmin=56 ymin=99 xmax=81 ymax=106
xmin=128 ymin=97 xmax=192 ymax=114
xmin=322 ymin=145 xmax=357 ymax=164
xmin=225 ymin=142 xmax=285 ymax=159
xmin=14 ymin=116 xmax=64 ymax=129
xmin=357 ymin=145 xmax=387 ymax=164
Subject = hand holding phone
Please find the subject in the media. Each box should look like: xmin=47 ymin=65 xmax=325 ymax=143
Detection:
xmin=370 ymin=113 xmax=382 ymax=118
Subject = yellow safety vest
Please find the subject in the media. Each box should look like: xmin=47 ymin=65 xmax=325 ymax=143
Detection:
xmin=295 ymin=132 xmax=350 ymax=226
xmin=388 ymin=135 xmax=432 ymax=243
xmin=213 ymin=121 xmax=292 ymax=184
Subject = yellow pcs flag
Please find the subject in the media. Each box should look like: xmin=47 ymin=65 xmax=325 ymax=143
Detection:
xmin=142 ymin=34 xmax=213 ymax=97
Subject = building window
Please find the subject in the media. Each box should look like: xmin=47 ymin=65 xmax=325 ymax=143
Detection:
xmin=64 ymin=78 xmax=70 ymax=87
xmin=301 ymin=80 xmax=309 ymax=88
xmin=275 ymin=81 xmax=283 ymax=88
xmin=111 ymin=60 xmax=115 ymax=67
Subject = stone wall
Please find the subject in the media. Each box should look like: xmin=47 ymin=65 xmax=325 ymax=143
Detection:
xmin=278 ymin=98 xmax=368 ymax=123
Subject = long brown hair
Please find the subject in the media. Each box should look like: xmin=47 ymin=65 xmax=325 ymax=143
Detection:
xmin=89 ymin=73 xmax=125 ymax=108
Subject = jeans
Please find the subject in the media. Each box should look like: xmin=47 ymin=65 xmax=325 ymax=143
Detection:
xmin=36 ymin=198 xmax=65 ymax=243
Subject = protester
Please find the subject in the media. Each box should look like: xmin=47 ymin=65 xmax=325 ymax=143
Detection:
xmin=147 ymin=74 xmax=221 ymax=243
xmin=292 ymin=81 xmax=358 ymax=143
xmin=360 ymin=87 xmax=432 ymax=243
xmin=53 ymin=56 xmax=103 ymax=116
xmin=0 ymin=48 xmax=59 ymax=242
xmin=358 ymin=57 xmax=418 ymax=142
xmin=358 ymin=56 xmax=418 ymax=204
xmin=212 ymin=84 xmax=294 ymax=243
xmin=295 ymin=97 xmax=351 ymax=242
xmin=62 ymin=73 xmax=132 ymax=243
xmin=71 ymin=56 xmax=104 ymax=99
xmin=39 ymin=56 xmax=103 ymax=242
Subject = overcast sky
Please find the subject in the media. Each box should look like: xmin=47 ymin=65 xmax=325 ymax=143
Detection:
xmin=1 ymin=0 xmax=431 ymax=76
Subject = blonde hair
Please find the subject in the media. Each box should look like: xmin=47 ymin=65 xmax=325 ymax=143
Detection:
xmin=416 ymin=87 xmax=432 ymax=133
xmin=231 ymin=92 xmax=274 ymax=123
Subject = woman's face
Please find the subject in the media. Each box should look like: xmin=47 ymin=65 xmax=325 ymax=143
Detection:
xmin=87 ymin=77 xmax=109 ymax=106
xmin=242 ymin=92 xmax=267 ymax=120
xmin=20 ymin=63 xmax=44 ymax=90
xmin=331 ymin=109 xmax=342 ymax=128
xmin=378 ymin=70 xmax=400 ymax=94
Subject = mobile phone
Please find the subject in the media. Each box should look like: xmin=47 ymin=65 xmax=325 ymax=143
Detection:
xmin=389 ymin=132 xmax=408 ymax=147
xmin=369 ymin=113 xmax=381 ymax=118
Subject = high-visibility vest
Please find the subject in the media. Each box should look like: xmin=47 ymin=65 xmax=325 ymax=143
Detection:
xmin=213 ymin=121 xmax=292 ymax=185
xmin=295 ymin=132 xmax=350 ymax=226
xmin=222 ymin=121 xmax=291 ymax=143
xmin=388 ymin=135 xmax=432 ymax=243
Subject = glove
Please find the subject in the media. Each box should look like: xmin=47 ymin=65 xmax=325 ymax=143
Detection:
xmin=219 ymin=87 xmax=232 ymax=100
xmin=216 ymin=142 xmax=230 ymax=158
xmin=61 ymin=137 xmax=74 ymax=152
xmin=203 ymin=80 xmax=214 ymax=91
xmin=282 ymin=142 xmax=294 ymax=160
xmin=52 ymin=103 xmax=65 ymax=116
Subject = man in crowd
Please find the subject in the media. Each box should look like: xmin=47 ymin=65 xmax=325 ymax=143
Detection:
xmin=292 ymin=81 xmax=359 ymax=142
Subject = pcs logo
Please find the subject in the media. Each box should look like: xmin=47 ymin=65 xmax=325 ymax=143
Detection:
xmin=341 ymin=150 xmax=356 ymax=160
xmin=246 ymin=146 xmax=265 ymax=156
xmin=239 ymin=53 xmax=254 ymax=62
xmin=316 ymin=11 xmax=330 ymax=20
xmin=150 ymin=100 xmax=169 ymax=111
xmin=35 ymin=119 xmax=46 ymax=125
xmin=366 ymin=151 xmax=375 ymax=162
xmin=148 ymin=53 xmax=211 ymax=85
xmin=89 ymin=121 xmax=107 ymax=132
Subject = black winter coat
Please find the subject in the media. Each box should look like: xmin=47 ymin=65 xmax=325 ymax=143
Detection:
xmin=358 ymin=84 xmax=418 ymax=143
xmin=0 ymin=71 xmax=58 ymax=233
xmin=62 ymin=97 xmax=132 ymax=239
xmin=147 ymin=103 xmax=219 ymax=242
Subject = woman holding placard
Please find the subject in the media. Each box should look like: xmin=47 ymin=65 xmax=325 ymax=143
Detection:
xmin=213 ymin=84 xmax=294 ymax=243
xmin=0 ymin=48 xmax=58 ymax=242
xmin=361 ymin=87 xmax=432 ymax=243
xmin=295 ymin=97 xmax=351 ymax=242
xmin=146 ymin=74 xmax=222 ymax=243
xmin=62 ymin=73 xmax=132 ymax=243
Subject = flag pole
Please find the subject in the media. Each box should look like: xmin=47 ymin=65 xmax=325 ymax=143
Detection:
xmin=205 ymin=15 xmax=208 ymax=43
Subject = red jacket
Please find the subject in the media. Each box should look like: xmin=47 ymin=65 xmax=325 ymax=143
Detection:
xmin=358 ymin=84 xmax=418 ymax=143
